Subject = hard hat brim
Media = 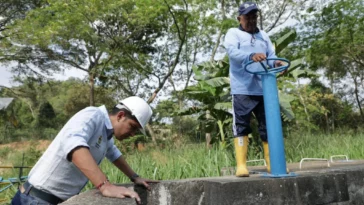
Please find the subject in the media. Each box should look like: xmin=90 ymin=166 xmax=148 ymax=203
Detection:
xmin=140 ymin=128 xmax=146 ymax=135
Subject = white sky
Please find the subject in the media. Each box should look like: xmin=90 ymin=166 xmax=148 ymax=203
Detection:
xmin=0 ymin=65 xmax=87 ymax=87
xmin=0 ymin=66 xmax=14 ymax=87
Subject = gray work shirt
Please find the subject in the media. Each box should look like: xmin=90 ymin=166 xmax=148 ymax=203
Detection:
xmin=28 ymin=105 xmax=122 ymax=200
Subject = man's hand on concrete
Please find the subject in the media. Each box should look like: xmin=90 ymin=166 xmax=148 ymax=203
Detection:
xmin=134 ymin=177 xmax=159 ymax=191
xmin=252 ymin=53 xmax=266 ymax=62
xmin=100 ymin=183 xmax=141 ymax=204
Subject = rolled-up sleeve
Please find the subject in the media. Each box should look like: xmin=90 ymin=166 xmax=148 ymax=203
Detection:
xmin=59 ymin=108 xmax=100 ymax=160
xmin=106 ymin=138 xmax=122 ymax=162
xmin=224 ymin=28 xmax=252 ymax=64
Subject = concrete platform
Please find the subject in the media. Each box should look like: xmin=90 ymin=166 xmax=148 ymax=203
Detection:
xmin=61 ymin=160 xmax=364 ymax=205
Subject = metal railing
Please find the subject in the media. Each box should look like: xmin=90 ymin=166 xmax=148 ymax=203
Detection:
xmin=0 ymin=153 xmax=32 ymax=193
xmin=247 ymin=159 xmax=267 ymax=166
xmin=299 ymin=155 xmax=351 ymax=170
xmin=299 ymin=158 xmax=330 ymax=169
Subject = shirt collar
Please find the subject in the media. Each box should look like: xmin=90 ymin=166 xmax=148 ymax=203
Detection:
xmin=238 ymin=24 xmax=259 ymax=34
xmin=98 ymin=105 xmax=114 ymax=140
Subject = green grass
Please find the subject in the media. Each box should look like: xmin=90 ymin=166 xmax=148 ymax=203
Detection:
xmin=285 ymin=132 xmax=364 ymax=162
xmin=1 ymin=132 xmax=364 ymax=204
xmin=103 ymin=143 xmax=233 ymax=180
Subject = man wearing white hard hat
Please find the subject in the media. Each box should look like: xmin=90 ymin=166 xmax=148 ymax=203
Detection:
xmin=11 ymin=96 xmax=157 ymax=205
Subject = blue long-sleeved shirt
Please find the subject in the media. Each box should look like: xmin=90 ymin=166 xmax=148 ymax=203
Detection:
xmin=224 ymin=28 xmax=277 ymax=95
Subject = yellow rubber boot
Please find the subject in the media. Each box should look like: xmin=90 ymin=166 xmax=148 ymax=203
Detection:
xmin=263 ymin=141 xmax=271 ymax=173
xmin=263 ymin=141 xmax=289 ymax=173
xmin=234 ymin=136 xmax=249 ymax=177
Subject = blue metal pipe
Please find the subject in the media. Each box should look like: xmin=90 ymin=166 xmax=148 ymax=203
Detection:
xmin=262 ymin=73 xmax=287 ymax=175
xmin=244 ymin=58 xmax=295 ymax=177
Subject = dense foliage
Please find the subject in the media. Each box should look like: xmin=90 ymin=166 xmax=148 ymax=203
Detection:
xmin=0 ymin=0 xmax=363 ymax=145
xmin=0 ymin=1 xmax=363 ymax=204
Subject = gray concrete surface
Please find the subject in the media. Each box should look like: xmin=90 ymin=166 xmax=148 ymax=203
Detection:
xmin=61 ymin=160 xmax=364 ymax=205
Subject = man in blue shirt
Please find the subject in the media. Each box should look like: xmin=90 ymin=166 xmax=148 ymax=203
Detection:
xmin=224 ymin=2 xmax=283 ymax=177
xmin=11 ymin=96 xmax=157 ymax=204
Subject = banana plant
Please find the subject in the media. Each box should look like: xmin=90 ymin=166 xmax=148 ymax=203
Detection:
xmin=177 ymin=58 xmax=232 ymax=147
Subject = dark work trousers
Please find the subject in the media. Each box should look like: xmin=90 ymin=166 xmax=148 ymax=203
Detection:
xmin=11 ymin=185 xmax=54 ymax=205
xmin=232 ymin=94 xmax=267 ymax=141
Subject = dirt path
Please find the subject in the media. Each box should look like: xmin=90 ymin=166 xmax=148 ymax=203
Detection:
xmin=0 ymin=140 xmax=51 ymax=151
xmin=0 ymin=140 xmax=51 ymax=174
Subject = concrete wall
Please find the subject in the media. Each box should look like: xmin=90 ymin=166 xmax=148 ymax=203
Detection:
xmin=62 ymin=163 xmax=364 ymax=205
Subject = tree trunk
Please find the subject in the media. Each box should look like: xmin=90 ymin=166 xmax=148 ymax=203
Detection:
xmin=299 ymin=94 xmax=310 ymax=122
xmin=178 ymin=98 xmax=183 ymax=137
xmin=89 ymin=74 xmax=95 ymax=106
xmin=217 ymin=120 xmax=226 ymax=148
xmin=259 ymin=10 xmax=263 ymax=30
xmin=325 ymin=113 xmax=329 ymax=133
xmin=210 ymin=0 xmax=226 ymax=62
xmin=353 ymin=79 xmax=364 ymax=120
xmin=349 ymin=71 xmax=364 ymax=121
xmin=146 ymin=123 xmax=157 ymax=144
xmin=24 ymin=100 xmax=35 ymax=118
xmin=205 ymin=110 xmax=212 ymax=149
xmin=330 ymin=77 xmax=335 ymax=132
xmin=205 ymin=132 xmax=212 ymax=149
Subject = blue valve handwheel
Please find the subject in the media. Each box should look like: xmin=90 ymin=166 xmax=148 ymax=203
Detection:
xmin=244 ymin=58 xmax=290 ymax=75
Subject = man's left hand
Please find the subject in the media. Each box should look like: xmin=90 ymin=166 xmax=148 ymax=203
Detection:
xmin=275 ymin=60 xmax=284 ymax=67
xmin=275 ymin=60 xmax=287 ymax=75
xmin=133 ymin=178 xmax=159 ymax=191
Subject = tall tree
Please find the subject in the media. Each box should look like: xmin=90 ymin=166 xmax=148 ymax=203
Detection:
xmin=4 ymin=0 xmax=165 ymax=105
xmin=0 ymin=0 xmax=46 ymax=88
xmin=0 ymin=0 xmax=44 ymax=41
xmin=303 ymin=0 xmax=364 ymax=120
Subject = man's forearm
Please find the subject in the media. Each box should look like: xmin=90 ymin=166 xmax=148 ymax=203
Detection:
xmin=112 ymin=156 xmax=137 ymax=180
xmin=71 ymin=147 xmax=108 ymax=187
xmin=71 ymin=148 xmax=141 ymax=202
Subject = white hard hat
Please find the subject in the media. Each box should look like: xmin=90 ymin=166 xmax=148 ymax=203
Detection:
xmin=118 ymin=96 xmax=152 ymax=135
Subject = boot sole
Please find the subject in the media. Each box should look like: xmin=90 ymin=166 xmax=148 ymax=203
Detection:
xmin=236 ymin=173 xmax=249 ymax=177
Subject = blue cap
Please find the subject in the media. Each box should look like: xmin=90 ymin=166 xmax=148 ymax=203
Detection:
xmin=238 ymin=2 xmax=259 ymax=15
